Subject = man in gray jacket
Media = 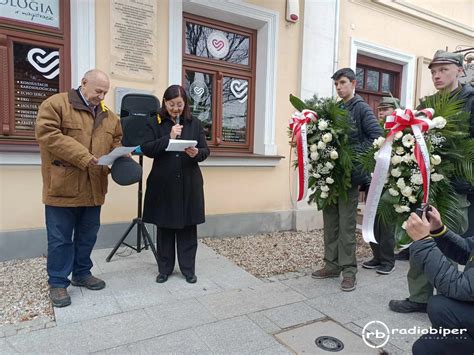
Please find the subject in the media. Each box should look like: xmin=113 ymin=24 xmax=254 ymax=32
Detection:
xmin=406 ymin=206 xmax=473 ymax=354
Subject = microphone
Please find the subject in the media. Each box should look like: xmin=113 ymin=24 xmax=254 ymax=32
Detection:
xmin=176 ymin=114 xmax=181 ymax=139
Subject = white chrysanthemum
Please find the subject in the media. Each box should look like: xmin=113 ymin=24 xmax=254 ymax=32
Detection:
xmin=401 ymin=186 xmax=413 ymax=197
xmin=410 ymin=174 xmax=423 ymax=185
xmin=396 ymin=178 xmax=406 ymax=189
xmin=388 ymin=188 xmax=399 ymax=196
xmin=395 ymin=131 xmax=403 ymax=140
xmin=317 ymin=141 xmax=326 ymax=150
xmin=431 ymin=154 xmax=441 ymax=166
xmin=401 ymin=221 xmax=407 ymax=230
xmin=402 ymin=133 xmax=415 ymax=148
xmin=325 ymin=162 xmax=334 ymax=170
xmin=432 ymin=116 xmax=447 ymax=129
xmin=391 ymin=155 xmax=402 ymax=165
xmin=394 ymin=204 xmax=411 ymax=213
xmin=374 ymin=151 xmax=379 ymax=159
xmin=322 ymin=133 xmax=333 ymax=143
xmin=314 ymin=173 xmax=321 ymax=178
xmin=408 ymin=195 xmax=417 ymax=203
xmin=330 ymin=150 xmax=339 ymax=160
xmin=395 ymin=146 xmax=405 ymax=155
xmin=310 ymin=152 xmax=319 ymax=161
xmin=318 ymin=120 xmax=329 ymax=130
xmin=320 ymin=191 xmax=329 ymax=199
xmin=373 ymin=137 xmax=385 ymax=148
xmin=320 ymin=185 xmax=330 ymax=192
xmin=391 ymin=168 xmax=402 ymax=177
xmin=326 ymin=177 xmax=334 ymax=184
xmin=310 ymin=144 xmax=317 ymax=152
xmin=431 ymin=173 xmax=444 ymax=182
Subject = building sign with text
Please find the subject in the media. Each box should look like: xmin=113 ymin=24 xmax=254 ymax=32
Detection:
xmin=0 ymin=0 xmax=60 ymax=28
xmin=13 ymin=42 xmax=60 ymax=132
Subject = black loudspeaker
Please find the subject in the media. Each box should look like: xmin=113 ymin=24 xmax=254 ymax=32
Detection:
xmin=120 ymin=93 xmax=160 ymax=147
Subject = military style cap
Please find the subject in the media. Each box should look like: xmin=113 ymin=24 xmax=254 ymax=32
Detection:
xmin=428 ymin=50 xmax=464 ymax=69
xmin=111 ymin=156 xmax=142 ymax=186
xmin=377 ymin=97 xmax=400 ymax=109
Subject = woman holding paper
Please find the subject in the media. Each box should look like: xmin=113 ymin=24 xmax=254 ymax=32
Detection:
xmin=141 ymin=85 xmax=209 ymax=284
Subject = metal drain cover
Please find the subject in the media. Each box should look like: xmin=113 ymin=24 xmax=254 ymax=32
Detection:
xmin=315 ymin=336 xmax=344 ymax=352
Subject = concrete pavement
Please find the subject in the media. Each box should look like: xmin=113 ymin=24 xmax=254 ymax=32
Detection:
xmin=1 ymin=242 xmax=428 ymax=354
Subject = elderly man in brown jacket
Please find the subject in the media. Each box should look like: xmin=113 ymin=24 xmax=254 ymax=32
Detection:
xmin=35 ymin=69 xmax=122 ymax=307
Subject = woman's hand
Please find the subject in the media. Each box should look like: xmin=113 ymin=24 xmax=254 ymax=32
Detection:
xmin=185 ymin=147 xmax=198 ymax=158
xmin=170 ymin=124 xmax=183 ymax=139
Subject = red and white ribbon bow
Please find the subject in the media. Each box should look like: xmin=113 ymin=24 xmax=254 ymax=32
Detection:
xmin=362 ymin=108 xmax=434 ymax=243
xmin=289 ymin=109 xmax=318 ymax=201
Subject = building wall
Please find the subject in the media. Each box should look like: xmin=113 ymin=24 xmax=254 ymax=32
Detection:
xmin=0 ymin=0 xmax=302 ymax=233
xmin=338 ymin=0 xmax=473 ymax=105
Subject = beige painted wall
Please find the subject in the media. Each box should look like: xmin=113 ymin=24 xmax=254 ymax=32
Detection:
xmin=0 ymin=0 xmax=301 ymax=231
xmin=338 ymin=0 xmax=473 ymax=105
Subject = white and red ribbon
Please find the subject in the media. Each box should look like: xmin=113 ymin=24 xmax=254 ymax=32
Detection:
xmin=362 ymin=108 xmax=434 ymax=243
xmin=289 ymin=109 xmax=318 ymax=201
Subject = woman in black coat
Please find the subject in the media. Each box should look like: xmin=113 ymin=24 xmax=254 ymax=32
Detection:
xmin=141 ymin=85 xmax=209 ymax=284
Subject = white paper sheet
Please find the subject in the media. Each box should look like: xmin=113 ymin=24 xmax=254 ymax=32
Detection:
xmin=97 ymin=146 xmax=139 ymax=165
xmin=165 ymin=139 xmax=197 ymax=152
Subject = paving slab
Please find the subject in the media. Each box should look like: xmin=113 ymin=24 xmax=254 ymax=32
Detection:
xmin=6 ymin=322 xmax=89 ymax=354
xmin=259 ymin=301 xmax=326 ymax=329
xmin=247 ymin=311 xmax=281 ymax=334
xmin=143 ymin=298 xmax=218 ymax=336
xmin=280 ymin=275 xmax=341 ymax=299
xmin=80 ymin=309 xmax=157 ymax=353
xmin=275 ymin=319 xmax=379 ymax=355
xmin=194 ymin=315 xmax=280 ymax=353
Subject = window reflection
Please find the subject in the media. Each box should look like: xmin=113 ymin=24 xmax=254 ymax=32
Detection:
xmin=367 ymin=70 xmax=379 ymax=91
xmin=222 ymin=77 xmax=248 ymax=143
xmin=185 ymin=22 xmax=250 ymax=65
xmin=356 ymin=67 xmax=364 ymax=89
xmin=184 ymin=70 xmax=213 ymax=140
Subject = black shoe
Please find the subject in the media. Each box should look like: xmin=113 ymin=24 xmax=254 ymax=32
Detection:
xmin=395 ymin=249 xmax=409 ymax=261
xmin=376 ymin=264 xmax=395 ymax=275
xmin=389 ymin=298 xmax=427 ymax=313
xmin=49 ymin=287 xmax=71 ymax=308
xmin=156 ymin=274 xmax=168 ymax=283
xmin=362 ymin=258 xmax=381 ymax=269
xmin=185 ymin=275 xmax=197 ymax=284
xmin=71 ymin=275 xmax=106 ymax=290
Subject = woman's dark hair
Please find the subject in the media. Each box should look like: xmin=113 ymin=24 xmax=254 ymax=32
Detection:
xmin=159 ymin=85 xmax=192 ymax=121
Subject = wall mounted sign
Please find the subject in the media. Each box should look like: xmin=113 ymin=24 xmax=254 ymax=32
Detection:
xmin=206 ymin=31 xmax=229 ymax=59
xmin=189 ymin=80 xmax=209 ymax=103
xmin=230 ymin=79 xmax=248 ymax=103
xmin=13 ymin=42 xmax=60 ymax=132
xmin=0 ymin=0 xmax=60 ymax=28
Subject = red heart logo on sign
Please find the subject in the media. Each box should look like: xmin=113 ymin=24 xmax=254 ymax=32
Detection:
xmin=212 ymin=39 xmax=224 ymax=51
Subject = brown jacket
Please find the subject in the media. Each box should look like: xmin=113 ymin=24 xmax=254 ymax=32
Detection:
xmin=35 ymin=89 xmax=122 ymax=207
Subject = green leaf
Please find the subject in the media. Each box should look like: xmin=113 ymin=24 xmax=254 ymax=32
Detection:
xmin=289 ymin=94 xmax=307 ymax=112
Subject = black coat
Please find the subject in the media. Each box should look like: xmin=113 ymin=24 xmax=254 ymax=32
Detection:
xmin=342 ymin=94 xmax=383 ymax=185
xmin=141 ymin=116 xmax=209 ymax=229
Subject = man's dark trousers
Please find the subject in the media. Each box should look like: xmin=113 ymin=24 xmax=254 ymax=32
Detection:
xmin=412 ymin=295 xmax=474 ymax=355
xmin=369 ymin=215 xmax=395 ymax=268
xmin=45 ymin=206 xmax=101 ymax=288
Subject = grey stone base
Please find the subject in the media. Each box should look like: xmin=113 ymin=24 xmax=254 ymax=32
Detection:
xmin=0 ymin=209 xmax=321 ymax=261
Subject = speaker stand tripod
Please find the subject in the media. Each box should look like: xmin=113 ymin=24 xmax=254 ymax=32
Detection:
xmin=106 ymin=155 xmax=159 ymax=263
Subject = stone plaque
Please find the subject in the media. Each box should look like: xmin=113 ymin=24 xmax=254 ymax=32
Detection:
xmin=13 ymin=42 xmax=60 ymax=132
xmin=110 ymin=0 xmax=157 ymax=81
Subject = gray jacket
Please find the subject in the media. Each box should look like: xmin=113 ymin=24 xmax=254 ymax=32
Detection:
xmin=410 ymin=229 xmax=474 ymax=302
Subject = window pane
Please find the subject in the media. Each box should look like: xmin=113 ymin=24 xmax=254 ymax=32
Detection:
xmin=356 ymin=67 xmax=364 ymax=89
xmin=14 ymin=42 xmax=60 ymax=132
xmin=222 ymin=77 xmax=248 ymax=143
xmin=366 ymin=70 xmax=379 ymax=91
xmin=185 ymin=22 xmax=249 ymax=65
xmin=382 ymin=73 xmax=392 ymax=93
xmin=184 ymin=70 xmax=213 ymax=140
